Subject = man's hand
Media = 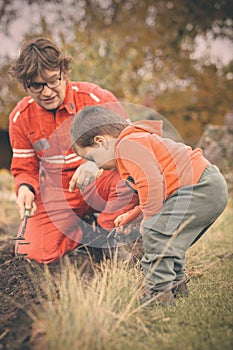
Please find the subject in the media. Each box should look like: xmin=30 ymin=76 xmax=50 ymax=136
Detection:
xmin=69 ymin=161 xmax=99 ymax=192
xmin=16 ymin=185 xmax=36 ymax=220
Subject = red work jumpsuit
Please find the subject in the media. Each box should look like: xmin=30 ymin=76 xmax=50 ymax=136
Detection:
xmin=9 ymin=82 xmax=138 ymax=263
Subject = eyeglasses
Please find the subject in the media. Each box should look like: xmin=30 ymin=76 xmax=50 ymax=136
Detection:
xmin=26 ymin=72 xmax=62 ymax=93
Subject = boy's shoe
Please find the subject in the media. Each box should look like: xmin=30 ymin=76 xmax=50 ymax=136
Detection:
xmin=139 ymin=289 xmax=176 ymax=306
xmin=172 ymin=278 xmax=190 ymax=298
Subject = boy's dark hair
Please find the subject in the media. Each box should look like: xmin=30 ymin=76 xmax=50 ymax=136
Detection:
xmin=9 ymin=37 xmax=72 ymax=89
xmin=71 ymin=105 xmax=129 ymax=147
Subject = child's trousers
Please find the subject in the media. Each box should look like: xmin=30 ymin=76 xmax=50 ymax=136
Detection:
xmin=141 ymin=165 xmax=228 ymax=292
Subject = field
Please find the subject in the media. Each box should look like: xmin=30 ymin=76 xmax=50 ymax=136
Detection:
xmin=0 ymin=170 xmax=232 ymax=350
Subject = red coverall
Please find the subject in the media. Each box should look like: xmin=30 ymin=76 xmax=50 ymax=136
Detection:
xmin=9 ymin=82 xmax=138 ymax=263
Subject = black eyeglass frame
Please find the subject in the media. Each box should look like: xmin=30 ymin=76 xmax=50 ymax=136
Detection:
xmin=26 ymin=70 xmax=62 ymax=93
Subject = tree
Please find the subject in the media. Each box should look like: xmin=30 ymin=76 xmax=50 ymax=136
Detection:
xmin=1 ymin=0 xmax=232 ymax=144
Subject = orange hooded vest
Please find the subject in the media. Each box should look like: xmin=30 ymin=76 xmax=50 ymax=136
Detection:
xmin=115 ymin=120 xmax=210 ymax=222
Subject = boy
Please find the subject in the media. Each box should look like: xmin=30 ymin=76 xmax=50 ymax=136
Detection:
xmin=71 ymin=105 xmax=228 ymax=305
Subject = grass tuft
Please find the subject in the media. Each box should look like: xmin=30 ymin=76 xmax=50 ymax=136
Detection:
xmin=29 ymin=198 xmax=233 ymax=350
xmin=30 ymin=254 xmax=150 ymax=350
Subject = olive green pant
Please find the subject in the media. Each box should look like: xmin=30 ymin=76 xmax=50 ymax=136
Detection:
xmin=141 ymin=165 xmax=228 ymax=292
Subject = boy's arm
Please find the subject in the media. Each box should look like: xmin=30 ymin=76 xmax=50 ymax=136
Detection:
xmin=114 ymin=205 xmax=142 ymax=227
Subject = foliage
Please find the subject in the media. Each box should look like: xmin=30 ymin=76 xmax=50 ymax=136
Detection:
xmin=0 ymin=61 xmax=25 ymax=129
xmin=0 ymin=0 xmax=232 ymax=144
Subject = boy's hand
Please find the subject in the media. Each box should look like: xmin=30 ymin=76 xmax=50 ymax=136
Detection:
xmin=114 ymin=213 xmax=133 ymax=235
xmin=69 ymin=161 xmax=99 ymax=192
xmin=114 ymin=213 xmax=128 ymax=227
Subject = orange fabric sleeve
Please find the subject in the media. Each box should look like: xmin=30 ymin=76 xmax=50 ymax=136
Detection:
xmin=115 ymin=205 xmax=143 ymax=226
xmin=115 ymin=137 xmax=165 ymax=220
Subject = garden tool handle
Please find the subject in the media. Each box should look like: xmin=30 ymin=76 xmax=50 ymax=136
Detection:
xmin=13 ymin=208 xmax=31 ymax=241
xmin=24 ymin=208 xmax=31 ymax=218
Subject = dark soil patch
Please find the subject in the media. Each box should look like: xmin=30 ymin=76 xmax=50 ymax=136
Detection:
xmin=0 ymin=223 xmax=143 ymax=350
xmin=0 ymin=225 xmax=90 ymax=350
xmin=0 ymin=234 xmax=34 ymax=350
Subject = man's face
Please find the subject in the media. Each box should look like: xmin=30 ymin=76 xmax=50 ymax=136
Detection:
xmin=26 ymin=69 xmax=67 ymax=110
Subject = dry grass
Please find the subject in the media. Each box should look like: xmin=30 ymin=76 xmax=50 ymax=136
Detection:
xmin=186 ymin=195 xmax=233 ymax=273
xmin=0 ymin=170 xmax=18 ymax=238
xmin=1 ymin=172 xmax=232 ymax=350
xmin=29 ymin=255 xmax=148 ymax=350
xmin=29 ymin=198 xmax=233 ymax=350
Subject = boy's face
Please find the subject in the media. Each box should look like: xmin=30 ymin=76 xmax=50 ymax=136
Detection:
xmin=73 ymin=135 xmax=116 ymax=170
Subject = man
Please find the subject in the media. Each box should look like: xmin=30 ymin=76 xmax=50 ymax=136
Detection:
xmin=9 ymin=37 xmax=138 ymax=263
